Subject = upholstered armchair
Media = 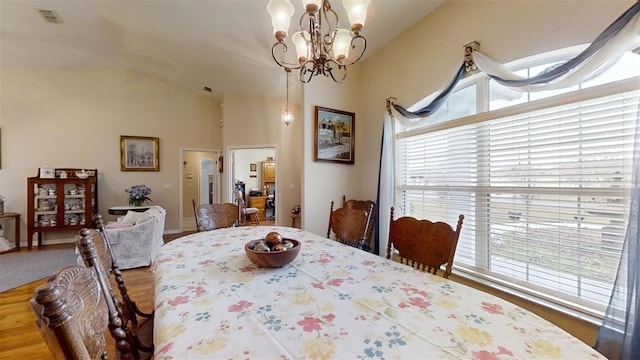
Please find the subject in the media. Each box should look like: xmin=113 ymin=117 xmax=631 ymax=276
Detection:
xmin=77 ymin=206 xmax=166 ymax=270
xmin=107 ymin=206 xmax=166 ymax=269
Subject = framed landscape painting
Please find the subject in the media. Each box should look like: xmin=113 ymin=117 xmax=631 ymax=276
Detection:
xmin=120 ymin=135 xmax=160 ymax=171
xmin=314 ymin=106 xmax=355 ymax=164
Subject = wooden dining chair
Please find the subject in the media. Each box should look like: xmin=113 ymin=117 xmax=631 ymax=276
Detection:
xmin=30 ymin=265 xmax=135 ymax=360
xmin=327 ymin=201 xmax=374 ymax=251
xmin=192 ymin=198 xmax=201 ymax=230
xmin=235 ymin=190 xmax=260 ymax=226
xmin=79 ymin=221 xmax=153 ymax=358
xmin=193 ymin=200 xmax=239 ymax=231
xmin=387 ymin=207 xmax=464 ymax=279
xmin=94 ymin=216 xmax=154 ymax=324
xmin=342 ymin=195 xmax=376 ymax=252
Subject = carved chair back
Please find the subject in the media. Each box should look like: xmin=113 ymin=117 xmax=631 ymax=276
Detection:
xmin=93 ymin=216 xmax=155 ymax=356
xmin=387 ymin=207 xmax=464 ymax=279
xmin=342 ymin=196 xmax=376 ymax=252
xmin=76 ymin=229 xmax=141 ymax=359
xmin=193 ymin=200 xmax=238 ymax=231
xmin=30 ymin=265 xmax=111 ymax=359
xmin=94 ymin=215 xmax=154 ymax=323
xmin=327 ymin=201 xmax=374 ymax=251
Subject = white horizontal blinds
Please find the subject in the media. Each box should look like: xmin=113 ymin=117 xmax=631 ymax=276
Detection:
xmin=397 ymin=124 xmax=478 ymax=264
xmin=397 ymin=90 xmax=638 ymax=313
xmin=398 ymin=124 xmax=477 ymax=187
xmin=485 ymin=91 xmax=637 ymax=310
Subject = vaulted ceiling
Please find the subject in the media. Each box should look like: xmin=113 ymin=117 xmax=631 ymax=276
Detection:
xmin=1 ymin=1 xmax=444 ymax=100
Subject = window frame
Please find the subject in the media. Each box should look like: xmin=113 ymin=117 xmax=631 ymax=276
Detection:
xmin=394 ymin=46 xmax=640 ymax=320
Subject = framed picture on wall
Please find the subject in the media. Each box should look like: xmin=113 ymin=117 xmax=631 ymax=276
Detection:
xmin=250 ymin=163 xmax=257 ymax=172
xmin=120 ymin=135 xmax=160 ymax=171
xmin=314 ymin=106 xmax=355 ymax=164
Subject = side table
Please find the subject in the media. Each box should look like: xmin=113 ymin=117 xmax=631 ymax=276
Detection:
xmin=0 ymin=212 xmax=21 ymax=254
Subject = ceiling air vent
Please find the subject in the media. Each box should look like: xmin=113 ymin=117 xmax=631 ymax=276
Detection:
xmin=37 ymin=9 xmax=63 ymax=24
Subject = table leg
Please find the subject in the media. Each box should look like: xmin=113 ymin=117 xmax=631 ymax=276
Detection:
xmin=14 ymin=219 xmax=20 ymax=250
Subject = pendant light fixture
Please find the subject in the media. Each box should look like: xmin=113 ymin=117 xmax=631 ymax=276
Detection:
xmin=267 ymin=0 xmax=370 ymax=83
xmin=282 ymin=68 xmax=294 ymax=126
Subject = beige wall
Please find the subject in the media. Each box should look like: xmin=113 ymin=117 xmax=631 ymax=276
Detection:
xmin=221 ymin=93 xmax=303 ymax=226
xmin=301 ymin=69 xmax=366 ymax=236
xmin=1 ymin=67 xmax=221 ymax=243
xmin=0 ymin=67 xmax=306 ymax=244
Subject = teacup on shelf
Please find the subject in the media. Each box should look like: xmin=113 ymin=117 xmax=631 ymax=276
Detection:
xmin=75 ymin=170 xmax=90 ymax=179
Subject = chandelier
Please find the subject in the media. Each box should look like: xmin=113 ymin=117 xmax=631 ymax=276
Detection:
xmin=267 ymin=0 xmax=370 ymax=83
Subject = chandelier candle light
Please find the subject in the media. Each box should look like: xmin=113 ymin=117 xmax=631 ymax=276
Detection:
xmin=267 ymin=0 xmax=370 ymax=83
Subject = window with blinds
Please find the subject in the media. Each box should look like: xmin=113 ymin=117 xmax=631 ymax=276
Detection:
xmin=397 ymin=88 xmax=638 ymax=314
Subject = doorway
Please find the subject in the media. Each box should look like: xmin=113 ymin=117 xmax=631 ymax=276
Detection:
xmin=180 ymin=148 xmax=220 ymax=232
xmin=228 ymin=147 xmax=276 ymax=223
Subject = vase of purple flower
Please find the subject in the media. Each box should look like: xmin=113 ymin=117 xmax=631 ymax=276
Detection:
xmin=125 ymin=185 xmax=152 ymax=207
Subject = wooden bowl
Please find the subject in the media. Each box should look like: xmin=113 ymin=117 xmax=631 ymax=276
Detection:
xmin=244 ymin=239 xmax=301 ymax=268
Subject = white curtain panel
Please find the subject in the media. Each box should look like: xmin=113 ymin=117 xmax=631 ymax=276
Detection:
xmin=376 ymin=111 xmax=395 ymax=257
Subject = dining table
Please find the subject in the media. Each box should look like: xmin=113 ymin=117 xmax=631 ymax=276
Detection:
xmin=153 ymin=226 xmax=604 ymax=359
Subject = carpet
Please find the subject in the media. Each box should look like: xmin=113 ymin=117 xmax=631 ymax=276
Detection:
xmin=0 ymin=249 xmax=78 ymax=292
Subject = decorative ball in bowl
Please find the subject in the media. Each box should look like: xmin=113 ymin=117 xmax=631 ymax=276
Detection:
xmin=245 ymin=237 xmax=301 ymax=268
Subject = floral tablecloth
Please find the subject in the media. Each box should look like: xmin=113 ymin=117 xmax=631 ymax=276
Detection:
xmin=153 ymin=226 xmax=603 ymax=359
